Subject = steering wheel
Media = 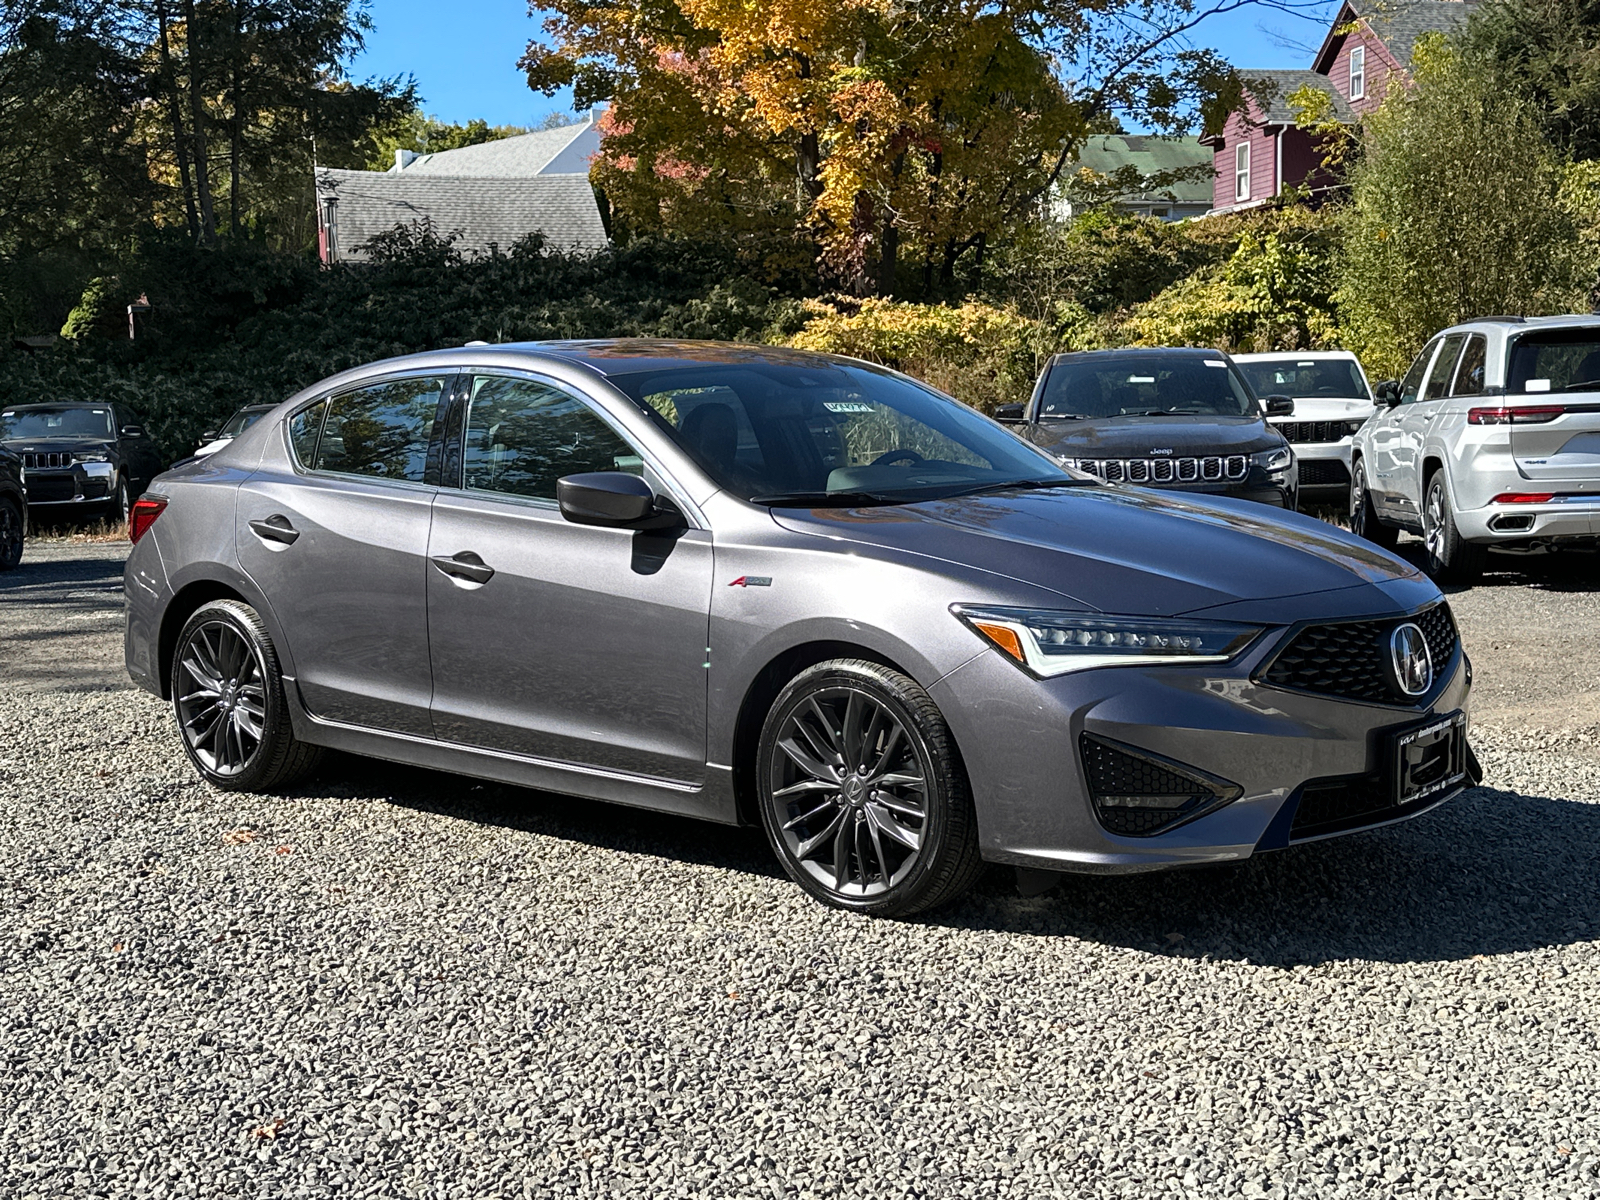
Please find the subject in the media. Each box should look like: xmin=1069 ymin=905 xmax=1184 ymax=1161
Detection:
xmin=872 ymin=448 xmax=926 ymax=467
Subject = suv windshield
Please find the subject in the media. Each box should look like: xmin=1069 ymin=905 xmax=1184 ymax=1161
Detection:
xmin=1236 ymin=358 xmax=1368 ymax=401
xmin=1039 ymin=355 xmax=1257 ymax=419
xmin=608 ymin=361 xmax=1075 ymax=505
xmin=1506 ymin=328 xmax=1600 ymax=393
xmin=0 ymin=407 xmax=115 ymax=440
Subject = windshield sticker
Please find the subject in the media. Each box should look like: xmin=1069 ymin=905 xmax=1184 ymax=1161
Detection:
xmin=823 ymin=401 xmax=875 ymax=413
xmin=1127 ymin=376 xmax=1155 ymax=384
xmin=1203 ymin=360 xmax=1228 ymax=368
xmin=1527 ymin=379 xmax=1552 ymax=392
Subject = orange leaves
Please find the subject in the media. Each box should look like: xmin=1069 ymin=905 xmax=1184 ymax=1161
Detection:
xmin=221 ymin=828 xmax=259 ymax=846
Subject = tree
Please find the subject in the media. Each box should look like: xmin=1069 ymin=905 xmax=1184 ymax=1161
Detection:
xmin=1459 ymin=0 xmax=1600 ymax=162
xmin=522 ymin=0 xmax=1258 ymax=295
xmin=1338 ymin=35 xmax=1593 ymax=377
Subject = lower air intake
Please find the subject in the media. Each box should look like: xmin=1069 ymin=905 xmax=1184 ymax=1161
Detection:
xmin=1080 ymin=734 xmax=1243 ymax=837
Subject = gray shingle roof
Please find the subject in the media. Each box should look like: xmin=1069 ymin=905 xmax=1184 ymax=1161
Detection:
xmin=392 ymin=121 xmax=601 ymax=177
xmin=316 ymin=170 xmax=609 ymax=260
xmin=1244 ymin=70 xmax=1356 ymax=124
xmin=1359 ymin=0 xmax=1477 ymax=67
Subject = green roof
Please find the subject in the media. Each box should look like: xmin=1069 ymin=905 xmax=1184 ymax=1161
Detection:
xmin=1065 ymin=134 xmax=1213 ymax=205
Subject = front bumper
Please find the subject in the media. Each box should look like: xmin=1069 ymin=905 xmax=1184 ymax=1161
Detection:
xmin=931 ymin=610 xmax=1471 ymax=874
xmin=1289 ymin=440 xmax=1354 ymax=494
xmin=23 ymin=466 xmax=116 ymax=508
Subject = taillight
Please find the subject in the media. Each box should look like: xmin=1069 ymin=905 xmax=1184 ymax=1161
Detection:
xmin=129 ymin=496 xmax=167 ymax=544
xmin=1467 ymin=405 xmax=1566 ymax=425
xmin=1492 ymin=492 xmax=1555 ymax=504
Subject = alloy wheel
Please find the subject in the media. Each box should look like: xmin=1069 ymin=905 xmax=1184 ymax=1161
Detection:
xmin=1424 ymin=479 xmax=1446 ymax=565
xmin=767 ymin=686 xmax=929 ymax=899
xmin=0 ymin=500 xmax=21 ymax=569
xmin=175 ymin=619 xmax=269 ymax=777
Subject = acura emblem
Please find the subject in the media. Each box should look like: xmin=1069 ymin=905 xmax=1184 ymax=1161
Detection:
xmin=1388 ymin=623 xmax=1433 ymax=697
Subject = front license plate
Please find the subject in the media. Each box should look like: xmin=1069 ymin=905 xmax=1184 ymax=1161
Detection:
xmin=1388 ymin=710 xmax=1469 ymax=806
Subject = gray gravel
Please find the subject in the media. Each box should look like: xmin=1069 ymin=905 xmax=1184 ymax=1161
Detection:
xmin=2 ymin=541 xmax=1598 ymax=1198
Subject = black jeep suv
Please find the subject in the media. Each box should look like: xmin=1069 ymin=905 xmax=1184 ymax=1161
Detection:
xmin=0 ymin=402 xmax=164 ymax=525
xmin=0 ymin=444 xmax=24 ymax=570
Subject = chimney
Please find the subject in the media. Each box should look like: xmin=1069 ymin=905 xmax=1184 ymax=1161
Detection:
xmin=394 ymin=149 xmax=418 ymax=171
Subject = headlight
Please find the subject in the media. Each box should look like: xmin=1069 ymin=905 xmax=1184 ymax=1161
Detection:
xmin=71 ymin=452 xmax=109 ymax=464
xmin=1252 ymin=446 xmax=1293 ymax=472
xmin=952 ymin=605 xmax=1263 ymax=677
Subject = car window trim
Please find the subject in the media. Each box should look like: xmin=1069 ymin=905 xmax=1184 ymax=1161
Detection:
xmin=449 ymin=367 xmax=708 ymax=529
xmin=282 ymin=367 xmax=457 ymax=491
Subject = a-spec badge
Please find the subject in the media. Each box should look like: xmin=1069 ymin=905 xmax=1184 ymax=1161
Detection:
xmin=728 ymin=576 xmax=773 ymax=588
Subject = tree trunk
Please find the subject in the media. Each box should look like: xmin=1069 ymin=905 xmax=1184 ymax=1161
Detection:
xmin=876 ymin=152 xmax=904 ymax=297
xmin=228 ymin=0 xmax=244 ymax=237
xmin=154 ymin=0 xmax=199 ymax=240
xmin=796 ymin=131 xmax=823 ymax=205
xmin=181 ymin=0 xmax=217 ymax=241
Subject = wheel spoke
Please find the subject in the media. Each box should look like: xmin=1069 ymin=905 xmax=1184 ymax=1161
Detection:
xmin=795 ymin=809 xmax=847 ymax=860
xmin=778 ymin=735 xmax=840 ymax=785
xmin=841 ymin=691 xmax=864 ymax=768
xmin=773 ymin=778 xmax=838 ymax=799
xmin=865 ymin=811 xmax=892 ymax=886
xmin=792 ymin=710 xmax=840 ymax=772
xmin=832 ymin=814 xmax=853 ymax=891
xmin=867 ymin=723 xmax=903 ymax=779
xmin=782 ymin=797 xmax=839 ymax=832
xmin=867 ymin=802 xmax=921 ymax=852
xmin=874 ymin=771 xmax=926 ymax=792
xmin=804 ymin=697 xmax=842 ymax=754
xmin=872 ymin=793 xmax=924 ymax=820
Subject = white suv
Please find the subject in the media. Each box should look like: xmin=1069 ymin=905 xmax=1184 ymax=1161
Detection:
xmin=1349 ymin=315 xmax=1600 ymax=583
xmin=1233 ymin=351 xmax=1376 ymax=503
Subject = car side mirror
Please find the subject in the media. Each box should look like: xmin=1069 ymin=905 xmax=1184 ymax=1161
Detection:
xmin=993 ymin=403 xmax=1027 ymax=425
xmin=121 ymin=425 xmax=146 ymax=438
xmin=199 ymin=429 xmax=217 ymax=442
xmin=556 ymin=471 xmax=680 ymax=530
xmin=1262 ymin=395 xmax=1294 ymax=417
xmin=1374 ymin=380 xmax=1402 ymax=407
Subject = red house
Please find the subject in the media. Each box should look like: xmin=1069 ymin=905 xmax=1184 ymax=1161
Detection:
xmin=1204 ymin=0 xmax=1477 ymax=214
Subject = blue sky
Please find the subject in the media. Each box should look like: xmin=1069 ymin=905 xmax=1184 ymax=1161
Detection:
xmin=350 ymin=0 xmax=1344 ymax=130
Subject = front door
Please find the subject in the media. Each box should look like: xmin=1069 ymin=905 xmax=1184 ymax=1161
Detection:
xmin=1392 ymin=333 xmax=1467 ymax=510
xmin=236 ymin=373 xmax=451 ymax=737
xmin=426 ymin=373 xmax=713 ymax=783
xmin=1369 ymin=337 xmax=1440 ymax=514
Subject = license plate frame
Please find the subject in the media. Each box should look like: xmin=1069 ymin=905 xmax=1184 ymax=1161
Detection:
xmin=1387 ymin=710 xmax=1469 ymax=807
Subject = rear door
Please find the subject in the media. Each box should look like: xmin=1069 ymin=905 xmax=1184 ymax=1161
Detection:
xmin=1504 ymin=328 xmax=1600 ymax=494
xmin=425 ymin=371 xmax=714 ymax=782
xmin=235 ymin=372 xmax=451 ymax=736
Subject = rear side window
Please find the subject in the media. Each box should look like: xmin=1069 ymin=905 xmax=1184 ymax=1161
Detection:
xmin=314 ymin=377 xmax=446 ymax=482
xmin=1507 ymin=328 xmax=1600 ymax=393
xmin=1422 ymin=334 xmax=1466 ymax=401
xmin=463 ymin=375 xmax=639 ymax=500
xmin=1451 ymin=335 xmax=1488 ymax=396
xmin=1398 ymin=339 xmax=1439 ymax=404
xmin=288 ymin=400 xmax=326 ymax=467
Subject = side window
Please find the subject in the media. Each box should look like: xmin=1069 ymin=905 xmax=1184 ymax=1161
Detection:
xmin=288 ymin=400 xmax=327 ymax=467
xmin=463 ymin=375 xmax=640 ymax=501
xmin=1451 ymin=334 xmax=1488 ymax=396
xmin=313 ymin=377 xmax=446 ymax=482
xmin=1399 ymin=339 xmax=1440 ymax=404
xmin=1423 ymin=334 xmax=1467 ymax=401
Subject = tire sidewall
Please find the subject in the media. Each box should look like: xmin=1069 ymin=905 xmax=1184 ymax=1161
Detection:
xmin=110 ymin=479 xmax=130 ymax=527
xmin=756 ymin=661 xmax=961 ymax=917
xmin=0 ymin=496 xmax=22 ymax=570
xmin=171 ymin=599 xmax=287 ymax=791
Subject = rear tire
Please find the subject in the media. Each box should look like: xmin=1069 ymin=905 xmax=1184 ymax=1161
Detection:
xmin=756 ymin=659 xmax=984 ymax=918
xmin=1422 ymin=471 xmax=1486 ymax=585
xmin=1350 ymin=459 xmax=1398 ymax=550
xmin=0 ymin=495 xmax=23 ymax=571
xmin=107 ymin=478 xmax=130 ymax=529
xmin=171 ymin=599 xmax=324 ymax=792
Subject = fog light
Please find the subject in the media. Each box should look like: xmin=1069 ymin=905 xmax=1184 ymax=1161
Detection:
xmin=1080 ymin=734 xmax=1242 ymax=837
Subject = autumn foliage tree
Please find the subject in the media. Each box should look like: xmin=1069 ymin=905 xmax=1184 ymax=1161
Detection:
xmin=523 ymin=0 xmax=1249 ymax=295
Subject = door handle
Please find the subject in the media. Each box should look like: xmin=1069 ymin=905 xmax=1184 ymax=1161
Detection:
xmin=249 ymin=515 xmax=300 ymax=545
xmin=431 ymin=551 xmax=495 ymax=585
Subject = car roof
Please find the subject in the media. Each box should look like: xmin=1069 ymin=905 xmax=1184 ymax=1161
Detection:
xmin=1231 ymin=350 xmax=1358 ymax=361
xmin=1048 ymin=347 xmax=1228 ymax=364
xmin=374 ymin=339 xmax=851 ymax=380
xmin=1444 ymin=314 xmax=1600 ymax=335
xmin=2 ymin=401 xmax=112 ymax=410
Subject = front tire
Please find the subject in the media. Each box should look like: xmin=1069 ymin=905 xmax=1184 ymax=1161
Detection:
xmin=756 ymin=659 xmax=983 ymax=918
xmin=107 ymin=478 xmax=130 ymax=528
xmin=1350 ymin=459 xmax=1398 ymax=550
xmin=1422 ymin=471 xmax=1486 ymax=584
xmin=171 ymin=599 xmax=324 ymax=792
xmin=0 ymin=495 xmax=23 ymax=571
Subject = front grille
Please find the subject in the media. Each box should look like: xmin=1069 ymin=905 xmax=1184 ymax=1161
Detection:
xmin=1071 ymin=455 xmax=1248 ymax=485
xmin=1297 ymin=459 xmax=1350 ymax=487
xmin=1278 ymin=420 xmax=1362 ymax=444
xmin=1080 ymin=734 xmax=1241 ymax=837
xmin=81 ymin=478 xmax=109 ymax=500
xmin=28 ymin=476 xmax=75 ymax=502
xmin=22 ymin=452 xmax=72 ymax=470
xmin=1260 ymin=602 xmax=1459 ymax=705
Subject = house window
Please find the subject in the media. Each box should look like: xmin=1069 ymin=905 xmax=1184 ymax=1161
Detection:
xmin=1234 ymin=143 xmax=1250 ymax=202
xmin=1349 ymin=45 xmax=1366 ymax=100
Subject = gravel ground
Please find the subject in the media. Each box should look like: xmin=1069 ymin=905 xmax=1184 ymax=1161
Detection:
xmin=1 ymin=540 xmax=1598 ymax=1199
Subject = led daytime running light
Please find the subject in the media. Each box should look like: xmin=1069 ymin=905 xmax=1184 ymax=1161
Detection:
xmin=954 ymin=606 xmax=1263 ymax=678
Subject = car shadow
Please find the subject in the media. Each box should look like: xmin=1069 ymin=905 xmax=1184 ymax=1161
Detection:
xmin=1386 ymin=537 xmax=1600 ymax=595
xmin=0 ymin=553 xmax=125 ymax=591
xmin=349 ymin=755 xmax=1597 ymax=967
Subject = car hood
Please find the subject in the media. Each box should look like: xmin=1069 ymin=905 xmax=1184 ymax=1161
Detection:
xmin=2 ymin=438 xmax=115 ymax=455
xmin=771 ymin=485 xmax=1429 ymax=617
xmin=1031 ymin=415 xmax=1282 ymax=459
xmin=1268 ymin=397 xmax=1376 ymax=422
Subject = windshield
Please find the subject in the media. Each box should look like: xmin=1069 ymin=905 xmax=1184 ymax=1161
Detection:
xmin=607 ymin=361 xmax=1075 ymax=504
xmin=1507 ymin=329 xmax=1600 ymax=393
xmin=0 ymin=407 xmax=114 ymax=440
xmin=217 ymin=408 xmax=270 ymax=438
xmin=1235 ymin=358 xmax=1368 ymax=401
xmin=1039 ymin=356 xmax=1258 ymax=419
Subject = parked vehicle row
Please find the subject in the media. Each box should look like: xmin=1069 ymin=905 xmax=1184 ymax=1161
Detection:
xmin=125 ymin=340 xmax=1477 ymax=917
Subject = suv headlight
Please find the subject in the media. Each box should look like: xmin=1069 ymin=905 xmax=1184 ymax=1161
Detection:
xmin=71 ymin=452 xmax=109 ymax=464
xmin=953 ymin=606 xmax=1263 ymax=678
xmin=1252 ymin=446 xmax=1293 ymax=473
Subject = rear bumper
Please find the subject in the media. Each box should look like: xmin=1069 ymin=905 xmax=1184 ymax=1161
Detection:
xmin=1455 ymin=493 xmax=1600 ymax=541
